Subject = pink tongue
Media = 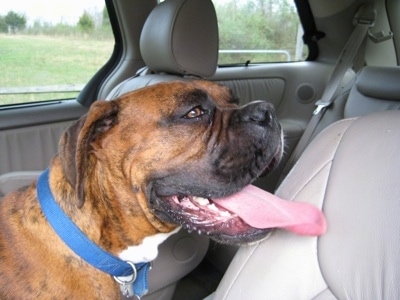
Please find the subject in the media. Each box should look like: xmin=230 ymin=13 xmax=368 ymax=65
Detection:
xmin=212 ymin=185 xmax=326 ymax=236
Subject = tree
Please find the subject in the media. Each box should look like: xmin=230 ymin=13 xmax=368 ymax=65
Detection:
xmin=78 ymin=11 xmax=94 ymax=33
xmin=4 ymin=11 xmax=26 ymax=34
xmin=215 ymin=0 xmax=299 ymax=63
xmin=0 ymin=16 xmax=7 ymax=33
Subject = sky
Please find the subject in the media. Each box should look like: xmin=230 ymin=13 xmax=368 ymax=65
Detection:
xmin=0 ymin=0 xmax=105 ymax=25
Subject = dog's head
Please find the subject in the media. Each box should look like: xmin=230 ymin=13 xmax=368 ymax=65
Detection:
xmin=59 ymin=81 xmax=283 ymax=244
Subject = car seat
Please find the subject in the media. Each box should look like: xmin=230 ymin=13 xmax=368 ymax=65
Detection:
xmin=205 ymin=65 xmax=400 ymax=275
xmin=206 ymin=109 xmax=400 ymax=299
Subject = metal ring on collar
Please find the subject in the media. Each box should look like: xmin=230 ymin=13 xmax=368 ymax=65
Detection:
xmin=113 ymin=261 xmax=137 ymax=284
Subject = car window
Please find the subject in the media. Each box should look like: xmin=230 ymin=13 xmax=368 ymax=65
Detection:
xmin=0 ymin=0 xmax=114 ymax=106
xmin=212 ymin=0 xmax=305 ymax=65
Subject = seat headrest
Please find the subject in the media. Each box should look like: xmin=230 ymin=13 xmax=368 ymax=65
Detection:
xmin=345 ymin=66 xmax=400 ymax=118
xmin=355 ymin=66 xmax=400 ymax=101
xmin=140 ymin=0 xmax=219 ymax=78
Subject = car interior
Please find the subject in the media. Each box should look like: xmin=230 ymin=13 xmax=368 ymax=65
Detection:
xmin=1 ymin=0 xmax=400 ymax=299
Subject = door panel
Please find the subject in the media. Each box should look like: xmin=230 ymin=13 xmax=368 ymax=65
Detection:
xmin=0 ymin=100 xmax=87 ymax=176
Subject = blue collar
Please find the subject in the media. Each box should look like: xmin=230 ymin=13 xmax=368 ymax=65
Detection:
xmin=36 ymin=168 xmax=150 ymax=298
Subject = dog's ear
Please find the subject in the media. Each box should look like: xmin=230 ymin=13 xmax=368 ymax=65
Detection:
xmin=59 ymin=100 xmax=119 ymax=208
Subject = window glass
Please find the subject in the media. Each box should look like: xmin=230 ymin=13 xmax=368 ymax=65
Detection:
xmin=0 ymin=0 xmax=114 ymax=106
xmin=212 ymin=0 xmax=306 ymax=65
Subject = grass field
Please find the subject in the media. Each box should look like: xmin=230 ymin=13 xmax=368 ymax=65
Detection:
xmin=0 ymin=34 xmax=114 ymax=105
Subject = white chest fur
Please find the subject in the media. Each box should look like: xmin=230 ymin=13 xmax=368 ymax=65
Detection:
xmin=118 ymin=227 xmax=180 ymax=263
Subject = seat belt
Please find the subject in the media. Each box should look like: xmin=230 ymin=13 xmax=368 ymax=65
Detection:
xmin=278 ymin=4 xmax=376 ymax=185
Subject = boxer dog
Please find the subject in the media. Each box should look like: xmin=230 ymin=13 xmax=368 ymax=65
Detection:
xmin=0 ymin=81 xmax=283 ymax=298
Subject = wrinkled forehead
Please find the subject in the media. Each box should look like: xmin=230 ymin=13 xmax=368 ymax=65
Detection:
xmin=191 ymin=80 xmax=239 ymax=108
xmin=118 ymin=80 xmax=238 ymax=114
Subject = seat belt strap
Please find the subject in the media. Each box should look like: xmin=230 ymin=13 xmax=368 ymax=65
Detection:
xmin=278 ymin=4 xmax=376 ymax=186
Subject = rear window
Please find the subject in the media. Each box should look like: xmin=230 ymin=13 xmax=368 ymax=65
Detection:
xmin=0 ymin=1 xmax=113 ymax=106
xmin=213 ymin=0 xmax=306 ymax=65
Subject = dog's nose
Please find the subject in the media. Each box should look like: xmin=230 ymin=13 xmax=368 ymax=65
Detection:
xmin=239 ymin=101 xmax=275 ymax=126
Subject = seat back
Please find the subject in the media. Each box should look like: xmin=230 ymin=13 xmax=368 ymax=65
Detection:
xmin=106 ymin=0 xmax=218 ymax=99
xmin=0 ymin=171 xmax=41 ymax=197
xmin=313 ymin=66 xmax=400 ymax=140
xmin=210 ymin=110 xmax=400 ymax=299
xmin=276 ymin=65 xmax=400 ymax=190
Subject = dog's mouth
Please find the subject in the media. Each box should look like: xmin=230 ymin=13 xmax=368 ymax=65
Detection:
xmin=149 ymin=130 xmax=325 ymax=245
xmin=165 ymin=193 xmax=268 ymax=243
xmin=152 ymin=185 xmax=327 ymax=245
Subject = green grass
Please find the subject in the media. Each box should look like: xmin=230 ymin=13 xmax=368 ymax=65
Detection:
xmin=0 ymin=34 xmax=114 ymax=105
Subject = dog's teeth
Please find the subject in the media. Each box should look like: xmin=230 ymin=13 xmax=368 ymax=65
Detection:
xmin=207 ymin=203 xmax=219 ymax=212
xmin=197 ymin=229 xmax=202 ymax=235
xmin=220 ymin=210 xmax=232 ymax=217
xmin=193 ymin=197 xmax=210 ymax=206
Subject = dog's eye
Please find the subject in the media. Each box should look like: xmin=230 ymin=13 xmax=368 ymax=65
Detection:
xmin=184 ymin=106 xmax=205 ymax=119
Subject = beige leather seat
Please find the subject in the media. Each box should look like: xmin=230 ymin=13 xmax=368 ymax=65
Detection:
xmin=208 ymin=110 xmax=400 ymax=299
xmin=207 ymin=65 xmax=400 ymax=277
